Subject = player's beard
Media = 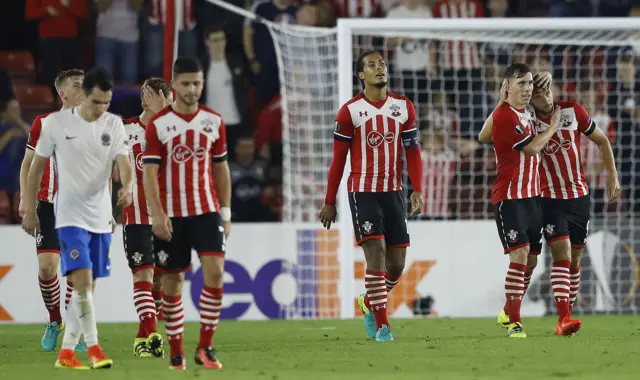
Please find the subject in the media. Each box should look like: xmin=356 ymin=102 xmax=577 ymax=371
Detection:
xmin=374 ymin=81 xmax=387 ymax=89
xmin=180 ymin=93 xmax=199 ymax=107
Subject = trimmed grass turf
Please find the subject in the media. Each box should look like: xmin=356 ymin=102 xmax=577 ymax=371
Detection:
xmin=1 ymin=316 xmax=639 ymax=379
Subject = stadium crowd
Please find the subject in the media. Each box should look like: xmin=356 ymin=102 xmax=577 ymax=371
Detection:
xmin=0 ymin=0 xmax=638 ymax=225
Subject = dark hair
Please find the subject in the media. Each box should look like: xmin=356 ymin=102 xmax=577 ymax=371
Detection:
xmin=173 ymin=57 xmax=203 ymax=77
xmin=82 ymin=67 xmax=113 ymax=95
xmin=143 ymin=77 xmax=172 ymax=98
xmin=504 ymin=63 xmax=531 ymax=80
xmin=204 ymin=24 xmax=225 ymax=38
xmin=354 ymin=50 xmax=382 ymax=88
xmin=54 ymin=69 xmax=84 ymax=92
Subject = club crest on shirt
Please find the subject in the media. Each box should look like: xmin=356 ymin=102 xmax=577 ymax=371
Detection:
xmin=514 ymin=124 xmax=525 ymax=135
xmin=362 ymin=221 xmax=373 ymax=234
xmin=201 ymin=118 xmax=215 ymax=129
xmin=559 ymin=113 xmax=572 ymax=129
xmin=389 ymin=104 xmax=401 ymax=117
xmin=101 ymin=133 xmax=111 ymax=146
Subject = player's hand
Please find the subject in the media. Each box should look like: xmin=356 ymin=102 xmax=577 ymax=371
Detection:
xmin=410 ymin=191 xmax=423 ymax=216
xmin=153 ymin=213 xmax=173 ymax=241
xmin=250 ymin=60 xmax=260 ymax=75
xmin=117 ymin=187 xmax=132 ymax=207
xmin=22 ymin=210 xmax=39 ymax=237
xmin=534 ymin=71 xmax=553 ymax=89
xmin=318 ymin=204 xmax=337 ymax=229
xmin=223 ymin=220 xmax=231 ymax=239
xmin=549 ymin=105 xmax=560 ymax=129
xmin=606 ymin=174 xmax=621 ymax=201
xmin=498 ymin=79 xmax=508 ymax=105
xmin=18 ymin=198 xmax=26 ymax=218
xmin=143 ymin=85 xmax=167 ymax=113
xmin=46 ymin=6 xmax=59 ymax=16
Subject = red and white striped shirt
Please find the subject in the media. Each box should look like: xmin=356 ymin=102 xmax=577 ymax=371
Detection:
xmin=432 ymin=0 xmax=482 ymax=70
xmin=334 ymin=92 xmax=416 ymax=192
xmin=122 ymin=117 xmax=151 ymax=225
xmin=148 ymin=0 xmax=195 ymax=31
xmin=421 ymin=150 xmax=456 ymax=217
xmin=143 ymin=105 xmax=227 ymax=218
xmin=491 ymin=103 xmax=540 ymax=204
xmin=26 ymin=113 xmax=56 ymax=203
xmin=538 ymin=101 xmax=596 ymax=199
xmin=333 ymin=0 xmax=384 ymax=18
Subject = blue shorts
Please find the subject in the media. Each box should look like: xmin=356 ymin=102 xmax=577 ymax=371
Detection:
xmin=57 ymin=227 xmax=112 ymax=278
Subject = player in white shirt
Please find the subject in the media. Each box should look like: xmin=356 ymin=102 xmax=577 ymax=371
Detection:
xmin=22 ymin=68 xmax=134 ymax=370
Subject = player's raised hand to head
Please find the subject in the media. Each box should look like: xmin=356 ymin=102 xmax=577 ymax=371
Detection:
xmin=498 ymin=79 xmax=508 ymax=105
xmin=534 ymin=71 xmax=553 ymax=89
xmin=410 ymin=191 xmax=423 ymax=216
xmin=319 ymin=204 xmax=337 ymax=229
xmin=153 ymin=213 xmax=173 ymax=241
xmin=117 ymin=187 xmax=133 ymax=207
xmin=143 ymin=85 xmax=167 ymax=114
xmin=606 ymin=175 xmax=621 ymax=201
xmin=22 ymin=210 xmax=39 ymax=237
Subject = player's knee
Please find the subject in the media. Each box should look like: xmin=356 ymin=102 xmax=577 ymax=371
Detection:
xmin=362 ymin=238 xmax=385 ymax=269
xmin=571 ymin=248 xmax=583 ymax=268
xmin=133 ymin=268 xmax=154 ymax=283
xmin=68 ymin=269 xmax=93 ymax=292
xmin=385 ymin=263 xmax=404 ymax=277
xmin=162 ymin=273 xmax=184 ymax=296
xmin=508 ymin=247 xmax=529 ymax=264
xmin=385 ymin=247 xmax=406 ymax=276
xmin=526 ymin=255 xmax=538 ymax=272
xmin=549 ymin=239 xmax=571 ymax=261
xmin=37 ymin=253 xmax=59 ymax=280
xmin=152 ymin=271 xmax=163 ymax=290
xmin=201 ymin=257 xmax=224 ymax=288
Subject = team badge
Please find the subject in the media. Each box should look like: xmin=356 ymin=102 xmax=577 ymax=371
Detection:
xmin=507 ymin=229 xmax=518 ymax=243
xmin=132 ymin=252 xmax=143 ymax=264
xmin=100 ymin=133 xmax=111 ymax=146
xmin=36 ymin=233 xmax=43 ymax=247
xmin=560 ymin=114 xmax=572 ymax=129
xmin=157 ymin=250 xmax=168 ymax=265
xmin=70 ymin=249 xmax=80 ymax=260
xmin=389 ymin=104 xmax=401 ymax=117
xmin=514 ymin=124 xmax=525 ymax=135
xmin=545 ymin=224 xmax=555 ymax=236
xmin=362 ymin=221 xmax=373 ymax=234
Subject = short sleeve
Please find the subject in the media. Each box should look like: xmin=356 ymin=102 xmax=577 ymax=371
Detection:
xmin=109 ymin=118 xmax=128 ymax=160
xmin=574 ymin=103 xmax=596 ymax=136
xmin=34 ymin=117 xmax=55 ymax=158
xmin=334 ymin=104 xmax=355 ymax=142
xmin=492 ymin=108 xmax=533 ymax=151
xmin=142 ymin=120 xmax=162 ymax=165
xmin=212 ymin=120 xmax=228 ymax=162
xmin=26 ymin=116 xmax=42 ymax=150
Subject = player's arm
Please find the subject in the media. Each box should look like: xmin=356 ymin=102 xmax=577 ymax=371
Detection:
xmin=402 ymin=100 xmax=424 ymax=216
xmin=22 ymin=120 xmax=55 ymax=235
xmin=142 ymin=119 xmax=173 ymax=240
xmin=19 ymin=117 xmax=43 ymax=215
xmin=521 ymin=120 xmax=558 ymax=156
xmin=212 ymin=122 xmax=231 ymax=230
xmin=115 ymin=154 xmax=133 ymax=206
xmin=577 ymin=104 xmax=620 ymax=200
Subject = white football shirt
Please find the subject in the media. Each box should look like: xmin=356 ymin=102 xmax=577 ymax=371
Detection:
xmin=35 ymin=107 xmax=128 ymax=233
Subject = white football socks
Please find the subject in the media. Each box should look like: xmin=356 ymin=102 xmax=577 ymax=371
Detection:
xmin=61 ymin=293 xmax=81 ymax=350
xmin=75 ymin=290 xmax=98 ymax=347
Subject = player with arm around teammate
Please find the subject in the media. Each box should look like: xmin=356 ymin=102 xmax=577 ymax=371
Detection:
xmin=143 ymin=57 xmax=231 ymax=370
xmin=22 ymin=67 xmax=134 ymax=369
xmin=121 ymin=78 xmax=173 ymax=358
xmin=482 ymin=81 xmax=620 ymax=335
xmin=486 ymin=63 xmax=562 ymax=338
xmin=319 ymin=51 xmax=424 ymax=342
xmin=18 ymin=69 xmax=87 ymax=352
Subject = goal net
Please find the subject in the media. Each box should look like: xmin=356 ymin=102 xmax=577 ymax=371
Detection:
xmin=197 ymin=1 xmax=640 ymax=319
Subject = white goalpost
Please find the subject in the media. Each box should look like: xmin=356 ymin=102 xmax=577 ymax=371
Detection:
xmin=200 ymin=0 xmax=640 ymax=320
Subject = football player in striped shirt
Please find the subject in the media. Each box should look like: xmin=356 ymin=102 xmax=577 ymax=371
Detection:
xmin=121 ymin=78 xmax=172 ymax=358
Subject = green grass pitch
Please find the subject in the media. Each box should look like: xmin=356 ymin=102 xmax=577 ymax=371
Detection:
xmin=1 ymin=316 xmax=639 ymax=379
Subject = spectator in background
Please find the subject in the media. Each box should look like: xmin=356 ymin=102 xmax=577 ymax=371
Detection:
xmin=547 ymin=0 xmax=593 ymax=17
xmin=254 ymin=94 xmax=283 ymax=167
xmin=95 ymin=0 xmax=143 ymax=85
xmin=202 ymin=25 xmax=251 ymax=160
xmin=0 ymin=117 xmax=27 ymax=195
xmin=229 ymin=135 xmax=270 ymax=222
xmin=25 ymin=0 xmax=88 ymax=86
xmin=244 ymin=0 xmax=298 ymax=109
xmin=0 ymin=67 xmax=30 ymax=134
xmin=386 ymin=0 xmax=435 ymax=106
xmin=144 ymin=0 xmax=197 ymax=78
